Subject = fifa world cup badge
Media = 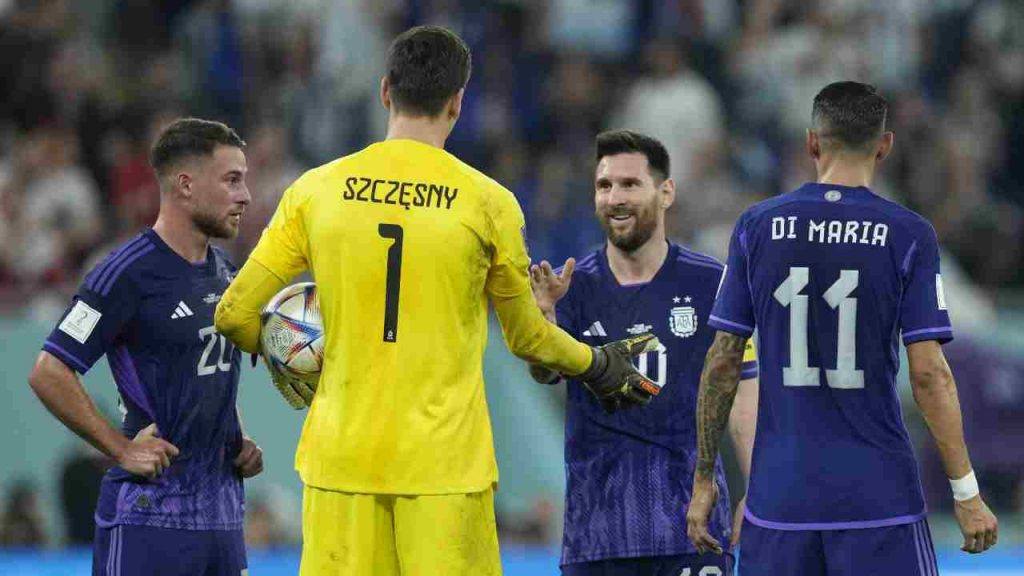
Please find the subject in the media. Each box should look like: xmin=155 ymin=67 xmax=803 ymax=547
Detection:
xmin=669 ymin=306 xmax=697 ymax=338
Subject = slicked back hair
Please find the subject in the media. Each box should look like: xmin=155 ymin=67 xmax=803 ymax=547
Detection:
xmin=386 ymin=25 xmax=472 ymax=117
xmin=595 ymin=130 xmax=671 ymax=182
xmin=150 ymin=118 xmax=245 ymax=178
xmin=812 ymin=82 xmax=888 ymax=153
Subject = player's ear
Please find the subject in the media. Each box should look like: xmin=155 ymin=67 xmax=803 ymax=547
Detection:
xmin=448 ymin=88 xmax=465 ymax=122
xmin=876 ymin=131 xmax=894 ymax=163
xmin=661 ymin=177 xmax=675 ymax=210
xmin=806 ymin=129 xmax=821 ymax=160
xmin=175 ymin=172 xmax=193 ymax=198
xmin=380 ymin=77 xmax=392 ymax=111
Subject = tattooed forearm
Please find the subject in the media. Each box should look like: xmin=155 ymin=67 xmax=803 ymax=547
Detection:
xmin=695 ymin=331 xmax=748 ymax=480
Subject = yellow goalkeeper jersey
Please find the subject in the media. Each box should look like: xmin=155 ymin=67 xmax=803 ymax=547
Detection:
xmin=244 ymin=139 xmax=591 ymax=494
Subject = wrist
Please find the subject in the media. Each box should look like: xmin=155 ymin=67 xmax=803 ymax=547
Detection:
xmin=950 ymin=469 xmax=979 ymax=502
xmin=578 ymin=347 xmax=607 ymax=382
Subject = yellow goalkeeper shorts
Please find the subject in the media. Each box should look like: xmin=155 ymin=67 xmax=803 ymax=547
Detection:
xmin=299 ymin=484 xmax=501 ymax=576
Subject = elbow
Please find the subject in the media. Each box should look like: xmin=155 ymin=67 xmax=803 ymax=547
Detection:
xmin=507 ymin=336 xmax=542 ymax=363
xmin=28 ymin=358 xmax=57 ymax=400
xmin=214 ymin=301 xmax=241 ymax=341
xmin=909 ymin=365 xmax=954 ymax=396
xmin=28 ymin=365 xmax=45 ymax=397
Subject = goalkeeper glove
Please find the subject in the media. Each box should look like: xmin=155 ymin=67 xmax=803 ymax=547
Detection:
xmin=577 ymin=334 xmax=662 ymax=413
xmin=258 ymin=352 xmax=318 ymax=410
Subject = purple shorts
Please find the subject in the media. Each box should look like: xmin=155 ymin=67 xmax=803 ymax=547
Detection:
xmin=740 ymin=518 xmax=938 ymax=576
xmin=562 ymin=552 xmax=734 ymax=576
xmin=93 ymin=524 xmax=246 ymax=576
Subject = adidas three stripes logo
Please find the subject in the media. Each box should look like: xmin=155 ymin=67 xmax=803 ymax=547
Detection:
xmin=171 ymin=301 xmax=194 ymax=319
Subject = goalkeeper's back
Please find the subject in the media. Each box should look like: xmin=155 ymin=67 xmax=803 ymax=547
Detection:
xmin=248 ymin=137 xmax=586 ymax=494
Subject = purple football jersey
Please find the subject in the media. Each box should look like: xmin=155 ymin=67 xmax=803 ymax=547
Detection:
xmin=44 ymin=229 xmax=244 ymax=531
xmin=710 ymin=183 xmax=952 ymax=529
xmin=557 ymin=242 xmax=757 ymax=565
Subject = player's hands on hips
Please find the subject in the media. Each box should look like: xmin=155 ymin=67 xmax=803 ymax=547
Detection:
xmin=686 ymin=475 xmax=723 ymax=555
xmin=578 ymin=333 xmax=662 ymax=413
xmin=730 ymin=494 xmax=746 ymax=547
xmin=529 ymin=258 xmax=575 ymax=320
xmin=954 ymin=494 xmax=998 ymax=553
xmin=234 ymin=436 xmax=264 ymax=478
xmin=117 ymin=423 xmax=180 ymax=480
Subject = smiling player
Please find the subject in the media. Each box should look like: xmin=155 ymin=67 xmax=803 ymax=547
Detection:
xmin=530 ymin=130 xmax=759 ymax=576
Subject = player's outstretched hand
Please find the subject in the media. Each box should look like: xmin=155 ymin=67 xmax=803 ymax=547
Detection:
xmin=686 ymin=475 xmax=723 ymax=555
xmin=954 ymin=495 xmax=998 ymax=553
xmin=529 ymin=258 xmax=575 ymax=318
xmin=730 ymin=495 xmax=747 ymax=547
xmin=234 ymin=436 xmax=264 ymax=479
xmin=118 ymin=423 xmax=180 ymax=480
xmin=578 ymin=334 xmax=662 ymax=413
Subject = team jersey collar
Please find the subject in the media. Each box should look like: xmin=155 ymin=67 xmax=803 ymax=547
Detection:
xmin=598 ymin=241 xmax=679 ymax=303
xmin=798 ymin=182 xmax=875 ymax=198
xmin=144 ymin=228 xmax=216 ymax=274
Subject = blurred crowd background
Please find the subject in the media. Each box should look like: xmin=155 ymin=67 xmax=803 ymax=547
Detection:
xmin=1 ymin=0 xmax=1023 ymax=560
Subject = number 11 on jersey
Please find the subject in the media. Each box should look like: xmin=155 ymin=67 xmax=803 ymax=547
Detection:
xmin=774 ymin=266 xmax=864 ymax=389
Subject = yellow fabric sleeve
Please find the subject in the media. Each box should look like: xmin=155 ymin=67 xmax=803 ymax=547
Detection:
xmin=743 ymin=338 xmax=757 ymax=364
xmin=247 ymin=184 xmax=310 ymax=283
xmin=484 ymin=186 xmax=591 ymax=375
xmin=216 ymin=182 xmax=310 ymax=353
xmin=215 ymin=257 xmax=288 ymax=354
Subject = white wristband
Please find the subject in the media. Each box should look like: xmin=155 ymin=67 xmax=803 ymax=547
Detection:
xmin=950 ymin=470 xmax=979 ymax=502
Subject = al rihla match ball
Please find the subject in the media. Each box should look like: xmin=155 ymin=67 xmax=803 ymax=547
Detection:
xmin=260 ymin=282 xmax=324 ymax=382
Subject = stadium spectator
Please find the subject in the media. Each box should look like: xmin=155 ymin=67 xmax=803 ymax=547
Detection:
xmin=0 ymin=480 xmax=47 ymax=548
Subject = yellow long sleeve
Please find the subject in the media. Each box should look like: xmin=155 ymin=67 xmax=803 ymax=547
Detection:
xmin=214 ymin=259 xmax=288 ymax=353
xmin=492 ymin=290 xmax=591 ymax=376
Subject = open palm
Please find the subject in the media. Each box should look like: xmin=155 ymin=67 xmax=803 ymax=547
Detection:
xmin=529 ymin=258 xmax=575 ymax=318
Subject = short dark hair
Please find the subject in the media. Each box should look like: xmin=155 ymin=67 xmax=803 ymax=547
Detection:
xmin=812 ymin=82 xmax=888 ymax=152
xmin=150 ymin=118 xmax=245 ymax=177
xmin=386 ymin=25 xmax=471 ymax=117
xmin=595 ymin=130 xmax=671 ymax=181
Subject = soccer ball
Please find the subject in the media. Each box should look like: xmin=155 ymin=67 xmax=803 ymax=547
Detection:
xmin=260 ymin=282 xmax=325 ymax=383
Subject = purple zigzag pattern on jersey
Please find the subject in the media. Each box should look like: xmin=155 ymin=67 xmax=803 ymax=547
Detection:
xmin=108 ymin=346 xmax=157 ymax=422
xmin=87 ymin=235 xmax=148 ymax=292
xmin=99 ymin=244 xmax=156 ymax=296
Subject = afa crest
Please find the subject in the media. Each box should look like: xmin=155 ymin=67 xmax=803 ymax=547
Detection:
xmin=669 ymin=306 xmax=698 ymax=338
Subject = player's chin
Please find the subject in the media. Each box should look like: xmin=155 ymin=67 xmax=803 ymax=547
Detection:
xmin=215 ymin=217 xmax=242 ymax=240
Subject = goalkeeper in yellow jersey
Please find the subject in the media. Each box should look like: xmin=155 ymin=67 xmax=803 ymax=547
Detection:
xmin=215 ymin=25 xmax=659 ymax=576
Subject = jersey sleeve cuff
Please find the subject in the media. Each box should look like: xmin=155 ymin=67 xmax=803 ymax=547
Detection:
xmin=708 ymin=314 xmax=755 ymax=338
xmin=43 ymin=340 xmax=91 ymax=374
xmin=741 ymin=361 xmax=758 ymax=380
xmin=902 ymin=326 xmax=954 ymax=346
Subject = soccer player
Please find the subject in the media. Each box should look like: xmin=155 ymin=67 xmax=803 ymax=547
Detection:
xmin=27 ymin=118 xmax=263 ymax=575
xmin=528 ymin=130 xmax=759 ymax=576
xmin=213 ymin=26 xmax=657 ymax=575
xmin=686 ymin=82 xmax=999 ymax=575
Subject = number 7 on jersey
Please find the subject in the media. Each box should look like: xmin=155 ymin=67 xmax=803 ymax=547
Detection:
xmin=379 ymin=223 xmax=403 ymax=343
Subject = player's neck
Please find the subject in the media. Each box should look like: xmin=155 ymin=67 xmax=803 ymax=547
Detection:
xmin=385 ymin=115 xmax=451 ymax=149
xmin=153 ymin=214 xmax=210 ymax=264
xmin=816 ymin=158 xmax=875 ymax=188
xmin=606 ymin=237 xmax=669 ymax=285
